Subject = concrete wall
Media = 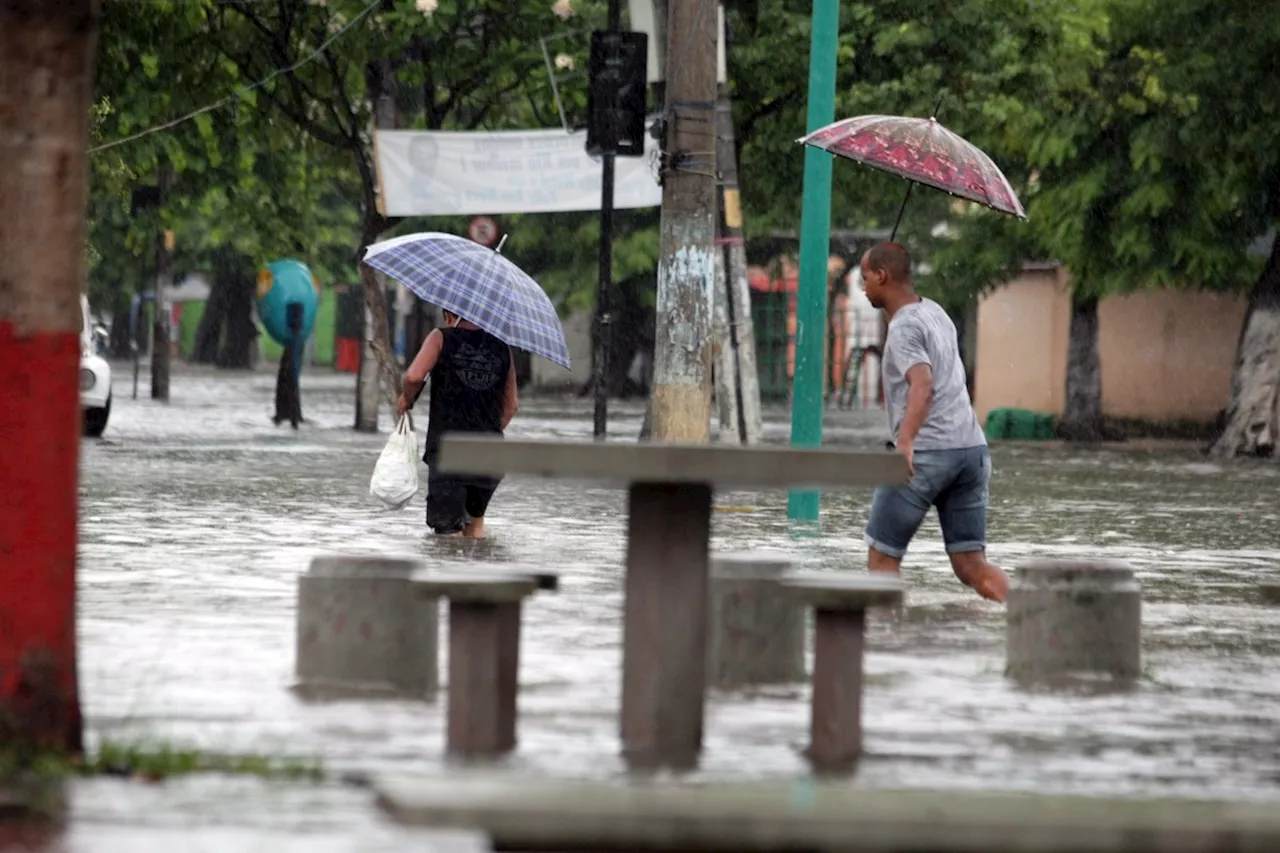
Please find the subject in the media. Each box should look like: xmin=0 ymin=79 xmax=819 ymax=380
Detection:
xmin=531 ymin=307 xmax=592 ymax=391
xmin=974 ymin=267 xmax=1247 ymax=425
xmin=973 ymin=267 xmax=1070 ymax=421
xmin=1098 ymin=289 xmax=1246 ymax=421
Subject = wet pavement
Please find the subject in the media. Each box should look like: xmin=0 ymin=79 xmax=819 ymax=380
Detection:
xmin=51 ymin=364 xmax=1280 ymax=848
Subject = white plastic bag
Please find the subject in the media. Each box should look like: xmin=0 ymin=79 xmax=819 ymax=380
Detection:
xmin=370 ymin=415 xmax=420 ymax=510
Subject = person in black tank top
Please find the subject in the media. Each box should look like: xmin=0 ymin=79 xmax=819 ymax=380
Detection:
xmin=397 ymin=309 xmax=518 ymax=538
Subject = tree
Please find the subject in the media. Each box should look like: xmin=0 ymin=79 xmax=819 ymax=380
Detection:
xmin=728 ymin=0 xmax=1093 ymax=239
xmin=920 ymin=0 xmax=1280 ymax=451
xmin=0 ymin=0 xmax=100 ymax=758
xmin=193 ymin=0 xmax=595 ymax=420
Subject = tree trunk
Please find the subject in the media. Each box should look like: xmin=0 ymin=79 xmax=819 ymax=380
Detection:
xmin=0 ymin=0 xmax=97 ymax=758
xmin=192 ymin=251 xmax=257 ymax=369
xmin=1210 ymin=234 xmax=1280 ymax=458
xmin=353 ymin=59 xmax=401 ymax=432
xmin=1056 ymin=293 xmax=1106 ymax=442
xmin=216 ymin=260 xmax=256 ymax=369
xmin=108 ymin=305 xmax=132 ymax=359
xmin=190 ymin=263 xmax=229 ymax=364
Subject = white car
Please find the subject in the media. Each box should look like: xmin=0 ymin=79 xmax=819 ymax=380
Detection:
xmin=81 ymin=295 xmax=112 ymax=438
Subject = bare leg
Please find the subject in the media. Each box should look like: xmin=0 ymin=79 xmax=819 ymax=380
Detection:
xmin=462 ymin=516 xmax=486 ymax=539
xmin=866 ymin=548 xmax=907 ymax=622
xmin=867 ymin=547 xmax=903 ymax=574
xmin=948 ymin=550 xmax=1009 ymax=603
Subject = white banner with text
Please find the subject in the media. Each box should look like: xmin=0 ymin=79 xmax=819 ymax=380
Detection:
xmin=374 ymin=128 xmax=662 ymax=217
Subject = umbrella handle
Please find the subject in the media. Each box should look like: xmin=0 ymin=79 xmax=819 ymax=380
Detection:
xmin=495 ymin=234 xmax=509 ymax=254
xmin=890 ymin=92 xmax=944 ymax=242
xmin=890 ymin=182 xmax=915 ymax=243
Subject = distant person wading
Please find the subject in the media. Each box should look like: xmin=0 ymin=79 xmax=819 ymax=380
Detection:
xmin=398 ymin=309 xmax=519 ymax=538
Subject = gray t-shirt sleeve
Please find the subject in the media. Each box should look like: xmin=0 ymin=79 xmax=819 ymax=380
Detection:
xmin=887 ymin=316 xmax=932 ymax=376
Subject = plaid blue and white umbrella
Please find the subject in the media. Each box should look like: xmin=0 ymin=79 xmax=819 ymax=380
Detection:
xmin=362 ymin=231 xmax=571 ymax=370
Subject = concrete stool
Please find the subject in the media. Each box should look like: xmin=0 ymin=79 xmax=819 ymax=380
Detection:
xmin=782 ymin=572 xmax=906 ymax=775
xmin=412 ymin=570 xmax=557 ymax=760
xmin=1006 ymin=559 xmax=1142 ymax=686
xmin=708 ymin=553 xmax=805 ymax=688
xmin=295 ymin=555 xmax=437 ymax=698
xmin=1260 ymin=583 xmax=1280 ymax=605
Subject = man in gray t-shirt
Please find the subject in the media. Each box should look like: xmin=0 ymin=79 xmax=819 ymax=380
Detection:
xmin=859 ymin=242 xmax=1008 ymax=603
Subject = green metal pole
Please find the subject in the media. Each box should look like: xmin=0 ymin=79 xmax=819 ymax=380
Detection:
xmin=787 ymin=0 xmax=839 ymax=521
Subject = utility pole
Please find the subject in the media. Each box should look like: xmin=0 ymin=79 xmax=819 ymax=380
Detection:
xmin=151 ymin=164 xmax=174 ymax=403
xmin=787 ymin=0 xmax=839 ymax=520
xmin=712 ymin=13 xmax=763 ymax=445
xmin=711 ymin=246 xmax=740 ymax=441
xmin=591 ymin=0 xmax=623 ymax=439
xmin=649 ymin=0 xmax=718 ymax=443
xmin=0 ymin=0 xmax=97 ymax=755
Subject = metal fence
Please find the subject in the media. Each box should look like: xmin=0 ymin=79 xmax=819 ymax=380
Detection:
xmin=749 ymin=282 xmax=883 ymax=408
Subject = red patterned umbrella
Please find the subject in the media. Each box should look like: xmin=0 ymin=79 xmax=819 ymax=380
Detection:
xmin=799 ymin=114 xmax=1027 ymax=239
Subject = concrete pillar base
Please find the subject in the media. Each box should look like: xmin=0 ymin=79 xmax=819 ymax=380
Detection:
xmin=1006 ymin=559 xmax=1141 ymax=687
xmin=294 ymin=556 xmax=438 ymax=699
xmin=708 ymin=553 xmax=805 ymax=689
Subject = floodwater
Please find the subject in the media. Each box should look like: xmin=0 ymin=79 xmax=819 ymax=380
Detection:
xmin=55 ymin=365 xmax=1280 ymax=846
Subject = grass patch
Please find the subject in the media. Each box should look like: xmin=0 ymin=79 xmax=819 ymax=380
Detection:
xmin=85 ymin=741 xmax=324 ymax=782
xmin=0 ymin=740 xmax=323 ymax=784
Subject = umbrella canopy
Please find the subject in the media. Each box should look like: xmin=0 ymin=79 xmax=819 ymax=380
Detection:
xmin=363 ymin=232 xmax=571 ymax=370
xmin=799 ymin=114 xmax=1027 ymax=220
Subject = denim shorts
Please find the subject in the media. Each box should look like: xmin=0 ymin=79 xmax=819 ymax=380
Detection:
xmin=864 ymin=445 xmax=991 ymax=559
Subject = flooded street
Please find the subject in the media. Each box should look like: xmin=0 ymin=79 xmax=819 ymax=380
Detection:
xmin=65 ymin=365 xmax=1280 ymax=846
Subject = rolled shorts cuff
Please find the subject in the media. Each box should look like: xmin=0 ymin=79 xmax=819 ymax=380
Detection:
xmin=944 ymin=539 xmax=986 ymax=554
xmin=863 ymin=533 xmax=907 ymax=560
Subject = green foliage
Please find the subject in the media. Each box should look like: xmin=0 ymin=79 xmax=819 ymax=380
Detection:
xmin=89 ymin=0 xmax=367 ymax=308
xmin=928 ymin=0 xmax=1280 ymax=298
xmin=728 ymin=0 xmax=1075 ymax=243
xmin=91 ymin=0 xmax=1280 ymax=318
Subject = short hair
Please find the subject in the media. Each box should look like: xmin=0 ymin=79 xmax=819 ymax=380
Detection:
xmin=865 ymin=242 xmax=912 ymax=282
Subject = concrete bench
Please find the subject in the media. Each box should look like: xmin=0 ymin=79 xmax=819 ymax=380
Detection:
xmin=781 ymin=571 xmax=906 ymax=775
xmin=437 ymin=435 xmax=908 ymax=772
xmin=374 ymin=773 xmax=1280 ymax=852
xmin=411 ymin=569 xmax=559 ymax=761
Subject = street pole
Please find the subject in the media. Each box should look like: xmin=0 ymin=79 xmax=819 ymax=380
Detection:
xmin=787 ymin=0 xmax=839 ymax=521
xmin=0 ymin=0 xmax=97 ymax=755
xmin=713 ymin=72 xmax=764 ymax=445
xmin=593 ymin=0 xmax=623 ymax=439
xmin=650 ymin=0 xmax=718 ymax=443
xmin=711 ymin=233 xmax=741 ymax=442
xmin=151 ymin=165 xmax=174 ymax=403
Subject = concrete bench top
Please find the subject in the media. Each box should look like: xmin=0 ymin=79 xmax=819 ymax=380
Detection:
xmin=374 ymin=773 xmax=1280 ymax=852
xmin=410 ymin=571 xmax=539 ymax=603
xmin=308 ymin=555 xmax=423 ymax=578
xmin=436 ymin=435 xmax=909 ymax=489
xmin=413 ymin=565 xmax=560 ymax=593
xmin=712 ymin=552 xmax=793 ymax=578
xmin=782 ymin=571 xmax=906 ymax=610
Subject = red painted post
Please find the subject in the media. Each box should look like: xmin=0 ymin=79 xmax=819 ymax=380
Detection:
xmin=0 ymin=0 xmax=100 ymax=755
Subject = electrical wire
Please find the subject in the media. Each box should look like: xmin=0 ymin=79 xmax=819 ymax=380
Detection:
xmin=88 ymin=0 xmax=381 ymax=155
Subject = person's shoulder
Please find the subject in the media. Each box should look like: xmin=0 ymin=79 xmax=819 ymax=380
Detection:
xmin=890 ymin=303 xmax=930 ymax=332
xmin=921 ymin=297 xmax=953 ymax=320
